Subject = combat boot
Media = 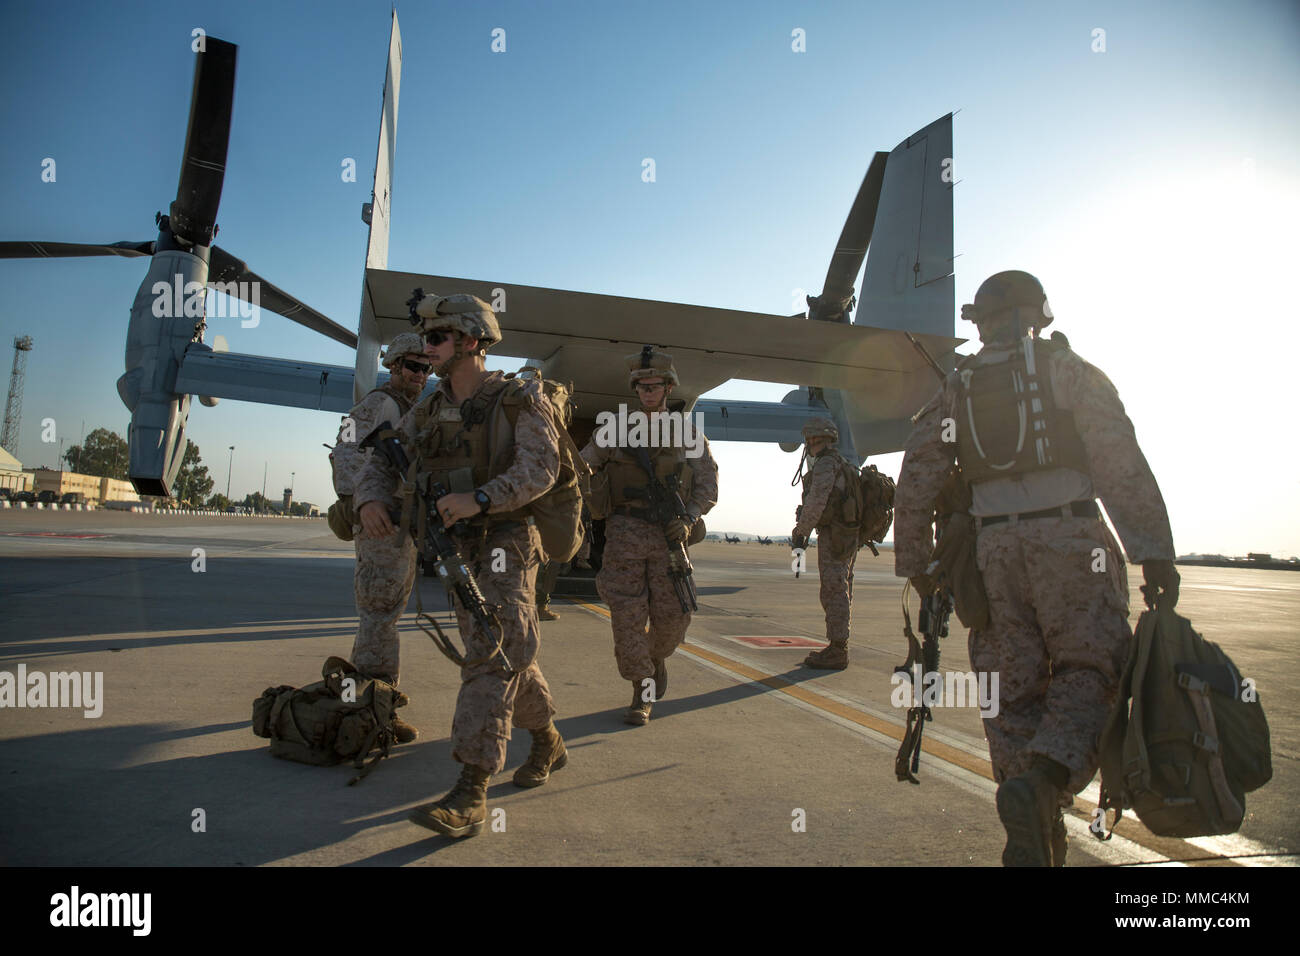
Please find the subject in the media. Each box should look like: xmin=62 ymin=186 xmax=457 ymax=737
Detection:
xmin=367 ymin=674 xmax=417 ymax=744
xmin=651 ymin=656 xmax=668 ymax=701
xmin=391 ymin=714 xmax=419 ymax=744
xmin=996 ymin=765 xmax=1061 ymax=866
xmin=803 ymin=642 xmax=848 ymax=670
xmin=538 ymin=606 xmax=560 ymax=622
xmin=408 ymin=763 xmax=491 ymax=838
xmin=512 ymin=721 xmax=568 ymax=788
xmin=624 ymin=680 xmax=653 ymax=726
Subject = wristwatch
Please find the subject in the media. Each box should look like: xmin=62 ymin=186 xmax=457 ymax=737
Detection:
xmin=473 ymin=489 xmax=491 ymax=514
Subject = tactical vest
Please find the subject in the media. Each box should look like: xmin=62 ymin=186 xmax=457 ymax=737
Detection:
xmin=328 ymin=383 xmax=415 ymax=539
xmin=800 ymin=450 xmax=857 ymax=530
xmin=953 ymin=337 xmax=1091 ymax=485
xmin=801 ymin=450 xmax=863 ymax=560
xmin=411 ymin=376 xmax=529 ymax=523
xmin=374 ymin=382 xmax=415 ymax=419
xmin=606 ymin=445 xmax=695 ymax=512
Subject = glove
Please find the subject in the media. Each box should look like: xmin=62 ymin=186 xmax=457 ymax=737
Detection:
xmin=791 ymin=530 xmax=808 ymax=550
xmin=665 ymin=517 xmax=691 ymax=543
xmin=909 ymin=573 xmax=937 ymax=598
xmin=1141 ymin=560 xmax=1180 ymax=609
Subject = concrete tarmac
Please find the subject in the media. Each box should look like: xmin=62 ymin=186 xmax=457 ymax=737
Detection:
xmin=1 ymin=509 xmax=1295 ymax=866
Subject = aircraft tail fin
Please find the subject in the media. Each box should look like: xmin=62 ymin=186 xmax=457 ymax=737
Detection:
xmin=354 ymin=11 xmax=402 ymax=401
xmin=856 ymin=113 xmax=954 ymax=339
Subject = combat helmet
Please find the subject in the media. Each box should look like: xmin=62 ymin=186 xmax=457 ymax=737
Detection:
xmin=626 ymin=345 xmax=679 ymax=390
xmin=409 ymin=290 xmax=501 ymax=352
xmin=801 ymin=417 xmax=839 ymax=443
xmin=381 ymin=332 xmax=428 ymax=368
xmin=963 ymin=271 xmax=1053 ymax=330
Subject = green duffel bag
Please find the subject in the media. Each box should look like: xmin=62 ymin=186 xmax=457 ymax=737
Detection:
xmin=1096 ymin=605 xmax=1272 ymax=838
xmin=252 ymin=656 xmax=408 ymax=784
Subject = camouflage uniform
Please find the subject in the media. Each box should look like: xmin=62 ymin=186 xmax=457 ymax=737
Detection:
xmin=333 ymin=382 xmax=417 ymax=684
xmin=895 ymin=339 xmax=1174 ymax=797
xmin=536 ymin=559 xmax=562 ymax=612
xmin=580 ymin=437 xmax=719 ymax=685
xmin=354 ymin=370 xmax=560 ymax=773
xmin=794 ymin=449 xmax=857 ymax=651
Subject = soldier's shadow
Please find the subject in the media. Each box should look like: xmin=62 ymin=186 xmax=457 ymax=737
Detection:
xmin=575 ymin=665 xmax=833 ymax=726
xmin=0 ymin=720 xmax=523 ymax=866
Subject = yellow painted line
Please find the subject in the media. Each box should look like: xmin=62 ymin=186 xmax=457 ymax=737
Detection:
xmin=569 ymin=598 xmax=1244 ymax=866
xmin=571 ymin=600 xmax=992 ymax=779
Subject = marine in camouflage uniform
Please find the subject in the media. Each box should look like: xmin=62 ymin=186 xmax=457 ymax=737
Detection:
xmin=580 ymin=348 xmax=719 ymax=725
xmin=330 ymin=332 xmax=430 ymax=742
xmin=792 ymin=417 xmax=859 ymax=670
xmin=894 ymin=271 xmax=1179 ymax=866
xmin=355 ymin=293 xmax=566 ymax=839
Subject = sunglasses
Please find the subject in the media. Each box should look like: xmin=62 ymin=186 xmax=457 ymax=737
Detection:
xmin=402 ymin=359 xmax=432 ymax=375
xmin=424 ymin=329 xmax=452 ymax=346
xmin=634 ymin=381 xmax=666 ymax=392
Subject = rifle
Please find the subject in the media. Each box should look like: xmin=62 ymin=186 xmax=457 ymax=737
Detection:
xmin=790 ymin=508 xmax=814 ymax=578
xmin=893 ymin=579 xmax=954 ymax=783
xmin=360 ymin=424 xmax=509 ymax=670
xmin=627 ymin=447 xmax=699 ymax=614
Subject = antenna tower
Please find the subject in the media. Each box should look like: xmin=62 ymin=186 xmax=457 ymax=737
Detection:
xmin=1 ymin=336 xmax=34 ymax=454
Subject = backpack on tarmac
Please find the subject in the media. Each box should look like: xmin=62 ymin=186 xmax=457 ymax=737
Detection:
xmin=251 ymin=656 xmax=407 ymax=785
xmin=1096 ymin=605 xmax=1272 ymax=838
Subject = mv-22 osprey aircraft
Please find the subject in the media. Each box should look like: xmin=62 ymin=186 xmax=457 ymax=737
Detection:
xmin=0 ymin=13 xmax=961 ymax=499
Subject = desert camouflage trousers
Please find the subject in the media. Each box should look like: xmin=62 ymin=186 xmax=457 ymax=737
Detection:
xmin=597 ymin=514 xmax=690 ymax=681
xmin=969 ymin=515 xmax=1131 ymax=795
xmin=536 ymin=559 xmax=562 ymax=608
xmin=351 ymin=526 xmax=419 ymax=684
xmin=449 ymin=522 xmax=556 ymax=773
xmin=816 ymin=546 xmax=857 ymax=645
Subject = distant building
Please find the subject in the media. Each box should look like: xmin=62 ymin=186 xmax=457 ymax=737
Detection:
xmin=23 ymin=467 xmax=139 ymax=504
xmin=0 ymin=447 xmax=30 ymax=491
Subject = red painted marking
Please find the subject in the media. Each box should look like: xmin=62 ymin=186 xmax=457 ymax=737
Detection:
xmin=729 ymin=636 xmax=824 ymax=648
xmin=2 ymin=532 xmax=108 ymax=539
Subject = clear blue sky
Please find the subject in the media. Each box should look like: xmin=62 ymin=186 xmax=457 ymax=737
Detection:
xmin=2 ymin=0 xmax=1297 ymax=554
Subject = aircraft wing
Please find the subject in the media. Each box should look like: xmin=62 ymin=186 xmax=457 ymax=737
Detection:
xmin=363 ymin=269 xmax=962 ymax=419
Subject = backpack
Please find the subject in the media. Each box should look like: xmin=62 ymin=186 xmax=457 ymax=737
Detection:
xmin=251 ymin=657 xmax=407 ymax=785
xmin=811 ymin=454 xmax=895 ymax=556
xmin=327 ymin=386 xmax=407 ymax=543
xmin=1096 ymin=605 xmax=1272 ymax=838
xmin=499 ymin=370 xmax=591 ymax=563
xmin=856 ymin=463 xmax=896 ymax=552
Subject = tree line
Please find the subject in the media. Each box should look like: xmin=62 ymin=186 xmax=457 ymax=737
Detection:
xmin=63 ymin=428 xmax=312 ymax=514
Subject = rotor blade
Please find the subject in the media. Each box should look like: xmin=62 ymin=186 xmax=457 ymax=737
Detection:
xmin=209 ymin=245 xmax=358 ymax=349
xmin=0 ymin=240 xmax=154 ymax=259
xmin=169 ymin=37 xmax=237 ymax=247
xmin=809 ymin=151 xmax=889 ymax=323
